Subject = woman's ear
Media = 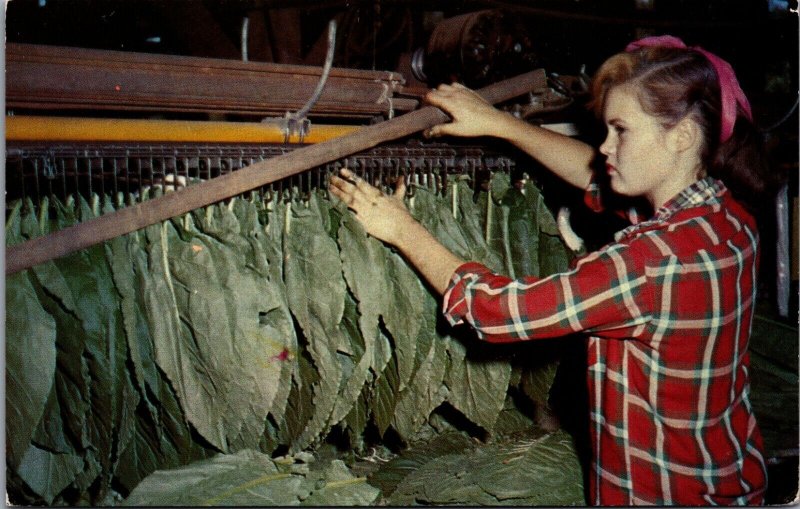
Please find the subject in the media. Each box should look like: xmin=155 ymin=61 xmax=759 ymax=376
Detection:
xmin=671 ymin=116 xmax=701 ymax=154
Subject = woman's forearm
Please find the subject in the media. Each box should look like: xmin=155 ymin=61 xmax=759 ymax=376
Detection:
xmin=393 ymin=219 xmax=465 ymax=295
xmin=489 ymin=112 xmax=596 ymax=190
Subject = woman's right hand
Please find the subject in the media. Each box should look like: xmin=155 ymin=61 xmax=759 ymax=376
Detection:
xmin=328 ymin=168 xmax=413 ymax=247
xmin=423 ymin=83 xmax=509 ymax=139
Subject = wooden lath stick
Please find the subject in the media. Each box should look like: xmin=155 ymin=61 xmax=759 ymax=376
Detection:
xmin=6 ymin=69 xmax=546 ymax=275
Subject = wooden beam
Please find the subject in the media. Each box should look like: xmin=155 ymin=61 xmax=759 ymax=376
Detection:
xmin=5 ymin=43 xmax=416 ymax=118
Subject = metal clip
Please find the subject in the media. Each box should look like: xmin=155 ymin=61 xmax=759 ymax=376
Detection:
xmin=262 ymin=19 xmax=337 ymax=143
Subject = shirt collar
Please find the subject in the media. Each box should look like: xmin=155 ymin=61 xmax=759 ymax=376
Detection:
xmin=653 ymin=177 xmax=725 ymax=221
xmin=615 ymin=177 xmax=726 ymax=241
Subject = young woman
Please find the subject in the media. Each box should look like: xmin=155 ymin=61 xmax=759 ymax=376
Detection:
xmin=330 ymin=35 xmax=770 ymax=505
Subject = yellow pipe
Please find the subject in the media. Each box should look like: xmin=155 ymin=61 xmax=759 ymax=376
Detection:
xmin=5 ymin=115 xmax=362 ymax=144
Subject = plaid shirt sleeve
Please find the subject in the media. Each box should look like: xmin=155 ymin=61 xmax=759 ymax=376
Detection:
xmin=441 ymin=241 xmax=653 ymax=343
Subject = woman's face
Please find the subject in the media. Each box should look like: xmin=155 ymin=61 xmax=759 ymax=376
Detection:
xmin=599 ymin=85 xmax=689 ymax=207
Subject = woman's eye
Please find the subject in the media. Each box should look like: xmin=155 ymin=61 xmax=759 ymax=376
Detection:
xmin=614 ymin=125 xmax=626 ymax=134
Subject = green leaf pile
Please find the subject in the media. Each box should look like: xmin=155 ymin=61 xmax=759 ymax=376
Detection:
xmin=6 ymin=173 xmax=574 ymax=505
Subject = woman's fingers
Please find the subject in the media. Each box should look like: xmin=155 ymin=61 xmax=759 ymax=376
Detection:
xmin=422 ymin=81 xmax=499 ymax=139
xmin=330 ymin=169 xmax=383 ymax=211
xmin=328 ymin=169 xmax=412 ymax=245
xmin=393 ymin=175 xmax=407 ymax=197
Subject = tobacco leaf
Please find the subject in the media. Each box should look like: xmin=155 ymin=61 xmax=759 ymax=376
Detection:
xmin=4 ymin=202 xmax=57 ymax=471
xmin=53 ymin=196 xmax=138 ymax=500
xmin=390 ymin=285 xmax=450 ymax=440
xmin=344 ymin=387 xmax=370 ymax=450
xmin=503 ymin=187 xmax=539 ymax=277
xmin=279 ymin=353 xmax=320 ymax=447
xmin=300 ymin=459 xmax=381 ymax=506
xmin=260 ymin=197 xmax=299 ymax=440
xmin=454 ymin=177 xmax=504 ymax=273
xmin=15 ymin=444 xmax=84 ymax=505
xmin=479 ymin=175 xmax=515 ymax=279
xmin=367 ymin=431 xmax=476 ymax=498
xmin=524 ymin=180 xmax=571 ymax=276
xmin=284 ymin=194 xmax=347 ymax=451
xmin=444 ymin=336 xmax=512 ymax=432
xmin=368 ymin=335 xmax=401 ymax=435
xmin=104 ymin=197 xmax=160 ymax=430
xmin=387 ymin=429 xmax=584 ymax=506
xmin=123 ymin=449 xmax=379 ymax=506
xmin=140 ymin=199 xmax=293 ymax=453
xmin=408 ymin=184 xmax=472 ymax=260
xmin=473 ymin=430 xmax=584 ymax=504
xmin=122 ymin=449 xmax=298 ymax=506
xmin=111 ymin=198 xmax=216 ymax=493
xmin=335 ymin=206 xmax=392 ymax=428
xmin=381 ymin=249 xmax=424 ymax=393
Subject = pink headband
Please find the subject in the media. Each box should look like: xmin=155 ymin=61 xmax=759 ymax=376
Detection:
xmin=625 ymin=35 xmax=752 ymax=143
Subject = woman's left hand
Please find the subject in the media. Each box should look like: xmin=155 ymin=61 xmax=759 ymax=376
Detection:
xmin=329 ymin=168 xmax=414 ymax=246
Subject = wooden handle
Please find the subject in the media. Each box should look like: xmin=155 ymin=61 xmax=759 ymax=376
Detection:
xmin=6 ymin=69 xmax=546 ymax=275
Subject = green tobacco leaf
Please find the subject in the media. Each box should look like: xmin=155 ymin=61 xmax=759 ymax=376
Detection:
xmin=455 ymin=179 xmax=503 ymax=273
xmin=480 ymin=179 xmax=514 ymax=279
xmin=105 ymin=220 xmax=160 ymax=432
xmin=368 ymin=431 xmax=475 ymax=498
xmin=383 ymin=251 xmax=424 ymax=392
xmin=474 ymin=430 xmax=584 ymax=504
xmin=523 ymin=180 xmax=571 ymax=277
xmin=409 ymin=185 xmax=472 ymax=260
xmin=122 ymin=449 xmax=300 ymax=506
xmin=344 ymin=388 xmax=370 ymax=449
xmin=261 ymin=198 xmax=298 ymax=439
xmin=16 ymin=444 xmax=84 ymax=504
xmin=284 ymin=195 xmax=347 ymax=451
xmin=301 ymin=460 xmax=380 ymax=506
xmin=5 ymin=269 xmax=57 ymax=469
xmin=504 ymin=187 xmax=539 ymax=278
xmin=6 ymin=201 xmax=57 ymax=472
xmin=444 ymin=337 xmax=512 ymax=432
xmin=369 ymin=339 xmax=400 ymax=435
xmin=335 ymin=208 xmax=391 ymax=428
xmin=136 ymin=199 xmax=287 ymax=454
xmin=123 ymin=450 xmax=378 ymax=506
xmin=391 ymin=289 xmax=449 ymax=440
xmin=388 ymin=429 xmax=583 ymax=506
xmin=280 ymin=354 xmax=320 ymax=446
xmin=65 ymin=196 xmax=138 ymax=498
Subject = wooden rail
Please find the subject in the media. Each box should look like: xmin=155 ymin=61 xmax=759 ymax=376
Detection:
xmin=5 ymin=43 xmax=417 ymax=118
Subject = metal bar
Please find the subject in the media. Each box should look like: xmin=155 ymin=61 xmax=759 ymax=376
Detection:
xmin=6 ymin=69 xmax=546 ymax=275
xmin=5 ymin=43 xmax=417 ymax=118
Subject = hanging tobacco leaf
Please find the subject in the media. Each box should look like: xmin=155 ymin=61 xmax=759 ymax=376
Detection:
xmin=335 ymin=204 xmax=392 ymax=428
xmin=454 ymin=177 xmax=503 ymax=273
xmin=390 ymin=288 xmax=450 ymax=441
xmin=5 ymin=202 xmax=58 ymax=472
xmin=260 ymin=197 xmax=299 ymax=442
xmin=284 ymin=194 xmax=347 ymax=451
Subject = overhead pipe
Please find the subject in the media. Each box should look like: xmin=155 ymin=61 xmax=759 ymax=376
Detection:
xmin=5 ymin=116 xmax=361 ymax=144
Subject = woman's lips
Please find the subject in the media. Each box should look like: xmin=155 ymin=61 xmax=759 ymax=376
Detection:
xmin=606 ymin=163 xmax=617 ymax=175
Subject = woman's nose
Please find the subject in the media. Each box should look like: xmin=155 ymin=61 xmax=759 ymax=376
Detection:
xmin=599 ymin=135 xmax=612 ymax=157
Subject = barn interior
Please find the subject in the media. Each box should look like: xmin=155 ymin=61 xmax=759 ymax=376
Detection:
xmin=4 ymin=0 xmax=799 ymax=505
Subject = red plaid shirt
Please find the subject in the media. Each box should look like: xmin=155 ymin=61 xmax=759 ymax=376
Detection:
xmin=442 ymin=177 xmax=767 ymax=505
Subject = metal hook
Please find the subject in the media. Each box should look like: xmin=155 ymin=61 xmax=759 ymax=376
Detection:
xmin=273 ymin=20 xmax=337 ymax=143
